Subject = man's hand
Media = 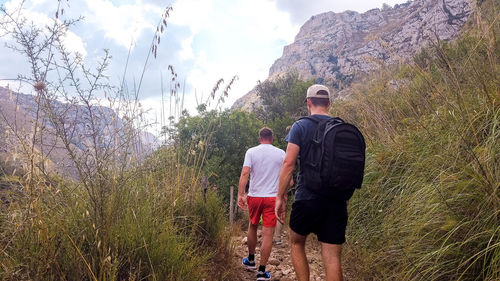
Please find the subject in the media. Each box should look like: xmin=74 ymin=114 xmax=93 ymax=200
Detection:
xmin=238 ymin=166 xmax=250 ymax=210
xmin=275 ymin=196 xmax=287 ymax=224
xmin=238 ymin=193 xmax=247 ymax=210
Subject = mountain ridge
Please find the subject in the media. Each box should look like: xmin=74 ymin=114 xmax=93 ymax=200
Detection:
xmin=0 ymin=86 xmax=158 ymax=178
xmin=232 ymin=0 xmax=472 ymax=111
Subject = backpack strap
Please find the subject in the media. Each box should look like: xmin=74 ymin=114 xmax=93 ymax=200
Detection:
xmin=298 ymin=116 xmax=344 ymax=131
xmin=298 ymin=115 xmax=344 ymax=123
xmin=298 ymin=116 xmax=320 ymax=123
xmin=298 ymin=116 xmax=331 ymax=143
xmin=298 ymin=115 xmax=331 ymax=123
xmin=333 ymin=117 xmax=344 ymax=123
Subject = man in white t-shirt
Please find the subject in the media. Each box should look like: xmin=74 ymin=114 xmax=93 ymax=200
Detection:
xmin=238 ymin=127 xmax=285 ymax=281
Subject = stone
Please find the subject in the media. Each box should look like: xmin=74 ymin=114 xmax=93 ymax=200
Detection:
xmin=268 ymin=258 xmax=280 ymax=266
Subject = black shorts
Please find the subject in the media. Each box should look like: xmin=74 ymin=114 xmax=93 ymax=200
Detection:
xmin=289 ymin=199 xmax=348 ymax=244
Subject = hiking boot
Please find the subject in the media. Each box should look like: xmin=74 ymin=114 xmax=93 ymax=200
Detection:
xmin=256 ymin=271 xmax=271 ymax=280
xmin=242 ymin=257 xmax=256 ymax=269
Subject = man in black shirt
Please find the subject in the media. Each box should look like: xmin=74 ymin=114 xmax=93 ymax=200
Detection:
xmin=275 ymin=84 xmax=347 ymax=281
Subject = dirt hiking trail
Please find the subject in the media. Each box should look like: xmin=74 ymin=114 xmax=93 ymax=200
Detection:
xmin=232 ymin=226 xmax=353 ymax=280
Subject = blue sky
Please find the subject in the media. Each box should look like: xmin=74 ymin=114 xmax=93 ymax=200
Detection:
xmin=0 ymin=0 xmax=408 ymax=134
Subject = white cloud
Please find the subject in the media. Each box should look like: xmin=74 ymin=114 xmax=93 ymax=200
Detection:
xmin=2 ymin=0 xmax=88 ymax=57
xmin=138 ymin=95 xmax=164 ymax=134
xmin=30 ymin=0 xmax=50 ymax=6
xmin=63 ymin=30 xmax=88 ymax=57
xmin=179 ymin=34 xmax=195 ymax=61
xmin=170 ymin=0 xmax=297 ymax=45
xmin=4 ymin=0 xmax=51 ymax=27
xmin=235 ymin=0 xmax=297 ymax=42
xmin=169 ymin=0 xmax=216 ymax=63
xmin=82 ymin=0 xmax=163 ymax=49
xmin=169 ymin=0 xmax=215 ymax=34
xmin=168 ymin=0 xmax=300 ymax=114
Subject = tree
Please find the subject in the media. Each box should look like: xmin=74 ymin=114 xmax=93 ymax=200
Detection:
xmin=174 ymin=108 xmax=263 ymax=202
xmin=255 ymin=72 xmax=313 ymax=122
xmin=253 ymin=73 xmax=314 ymax=149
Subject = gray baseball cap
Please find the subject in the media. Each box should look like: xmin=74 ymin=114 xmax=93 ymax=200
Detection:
xmin=306 ymin=84 xmax=330 ymax=99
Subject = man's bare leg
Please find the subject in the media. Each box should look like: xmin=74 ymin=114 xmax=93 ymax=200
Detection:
xmin=247 ymin=223 xmax=258 ymax=255
xmin=290 ymin=229 xmax=309 ymax=281
xmin=259 ymin=226 xmax=275 ymax=266
xmin=321 ymin=242 xmax=344 ymax=281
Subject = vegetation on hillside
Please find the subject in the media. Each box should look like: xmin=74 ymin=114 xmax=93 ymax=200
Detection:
xmin=0 ymin=2 xmax=235 ymax=280
xmin=330 ymin=1 xmax=499 ymax=279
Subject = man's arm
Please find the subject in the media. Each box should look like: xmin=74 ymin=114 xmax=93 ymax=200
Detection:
xmin=237 ymin=166 xmax=250 ymax=209
xmin=282 ymin=178 xmax=293 ymax=202
xmin=275 ymin=143 xmax=299 ymax=223
xmin=277 ymin=143 xmax=299 ymax=199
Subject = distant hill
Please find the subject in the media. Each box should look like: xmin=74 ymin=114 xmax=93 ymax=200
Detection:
xmin=0 ymin=86 xmax=158 ymax=178
xmin=232 ymin=0 xmax=472 ymax=111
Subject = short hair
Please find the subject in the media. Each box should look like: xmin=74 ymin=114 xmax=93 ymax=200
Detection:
xmin=259 ymin=127 xmax=273 ymax=140
xmin=308 ymin=97 xmax=330 ymax=107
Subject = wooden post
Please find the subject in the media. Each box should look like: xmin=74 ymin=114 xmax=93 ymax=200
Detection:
xmin=234 ymin=200 xmax=238 ymax=217
xmin=229 ymin=185 xmax=234 ymax=225
xmin=201 ymin=176 xmax=208 ymax=204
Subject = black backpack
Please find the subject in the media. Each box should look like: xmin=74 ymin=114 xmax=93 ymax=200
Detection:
xmin=299 ymin=116 xmax=366 ymax=200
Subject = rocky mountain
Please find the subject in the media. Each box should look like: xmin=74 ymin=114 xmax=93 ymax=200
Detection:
xmin=233 ymin=0 xmax=472 ymax=111
xmin=0 ymin=86 xmax=158 ymax=178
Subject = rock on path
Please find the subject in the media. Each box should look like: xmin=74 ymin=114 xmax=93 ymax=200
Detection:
xmin=232 ymin=227 xmax=329 ymax=281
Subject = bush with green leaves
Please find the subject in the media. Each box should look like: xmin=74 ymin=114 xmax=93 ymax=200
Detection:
xmin=173 ymin=108 xmax=263 ymax=202
xmin=255 ymin=72 xmax=313 ymax=122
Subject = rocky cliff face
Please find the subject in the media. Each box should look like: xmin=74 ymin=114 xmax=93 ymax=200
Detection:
xmin=233 ymin=0 xmax=472 ymax=110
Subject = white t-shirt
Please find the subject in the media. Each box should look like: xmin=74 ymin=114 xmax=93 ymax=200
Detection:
xmin=243 ymin=144 xmax=285 ymax=197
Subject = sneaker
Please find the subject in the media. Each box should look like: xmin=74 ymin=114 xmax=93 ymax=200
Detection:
xmin=256 ymin=271 xmax=271 ymax=280
xmin=242 ymin=257 xmax=256 ymax=269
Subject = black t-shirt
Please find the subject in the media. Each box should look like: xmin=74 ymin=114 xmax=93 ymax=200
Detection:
xmin=284 ymin=114 xmax=331 ymax=202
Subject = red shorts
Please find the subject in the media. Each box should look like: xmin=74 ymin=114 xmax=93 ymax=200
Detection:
xmin=247 ymin=196 xmax=277 ymax=227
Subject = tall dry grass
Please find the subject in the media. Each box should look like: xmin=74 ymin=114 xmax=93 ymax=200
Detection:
xmin=331 ymin=1 xmax=499 ymax=280
xmin=0 ymin=2 xmax=236 ymax=280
